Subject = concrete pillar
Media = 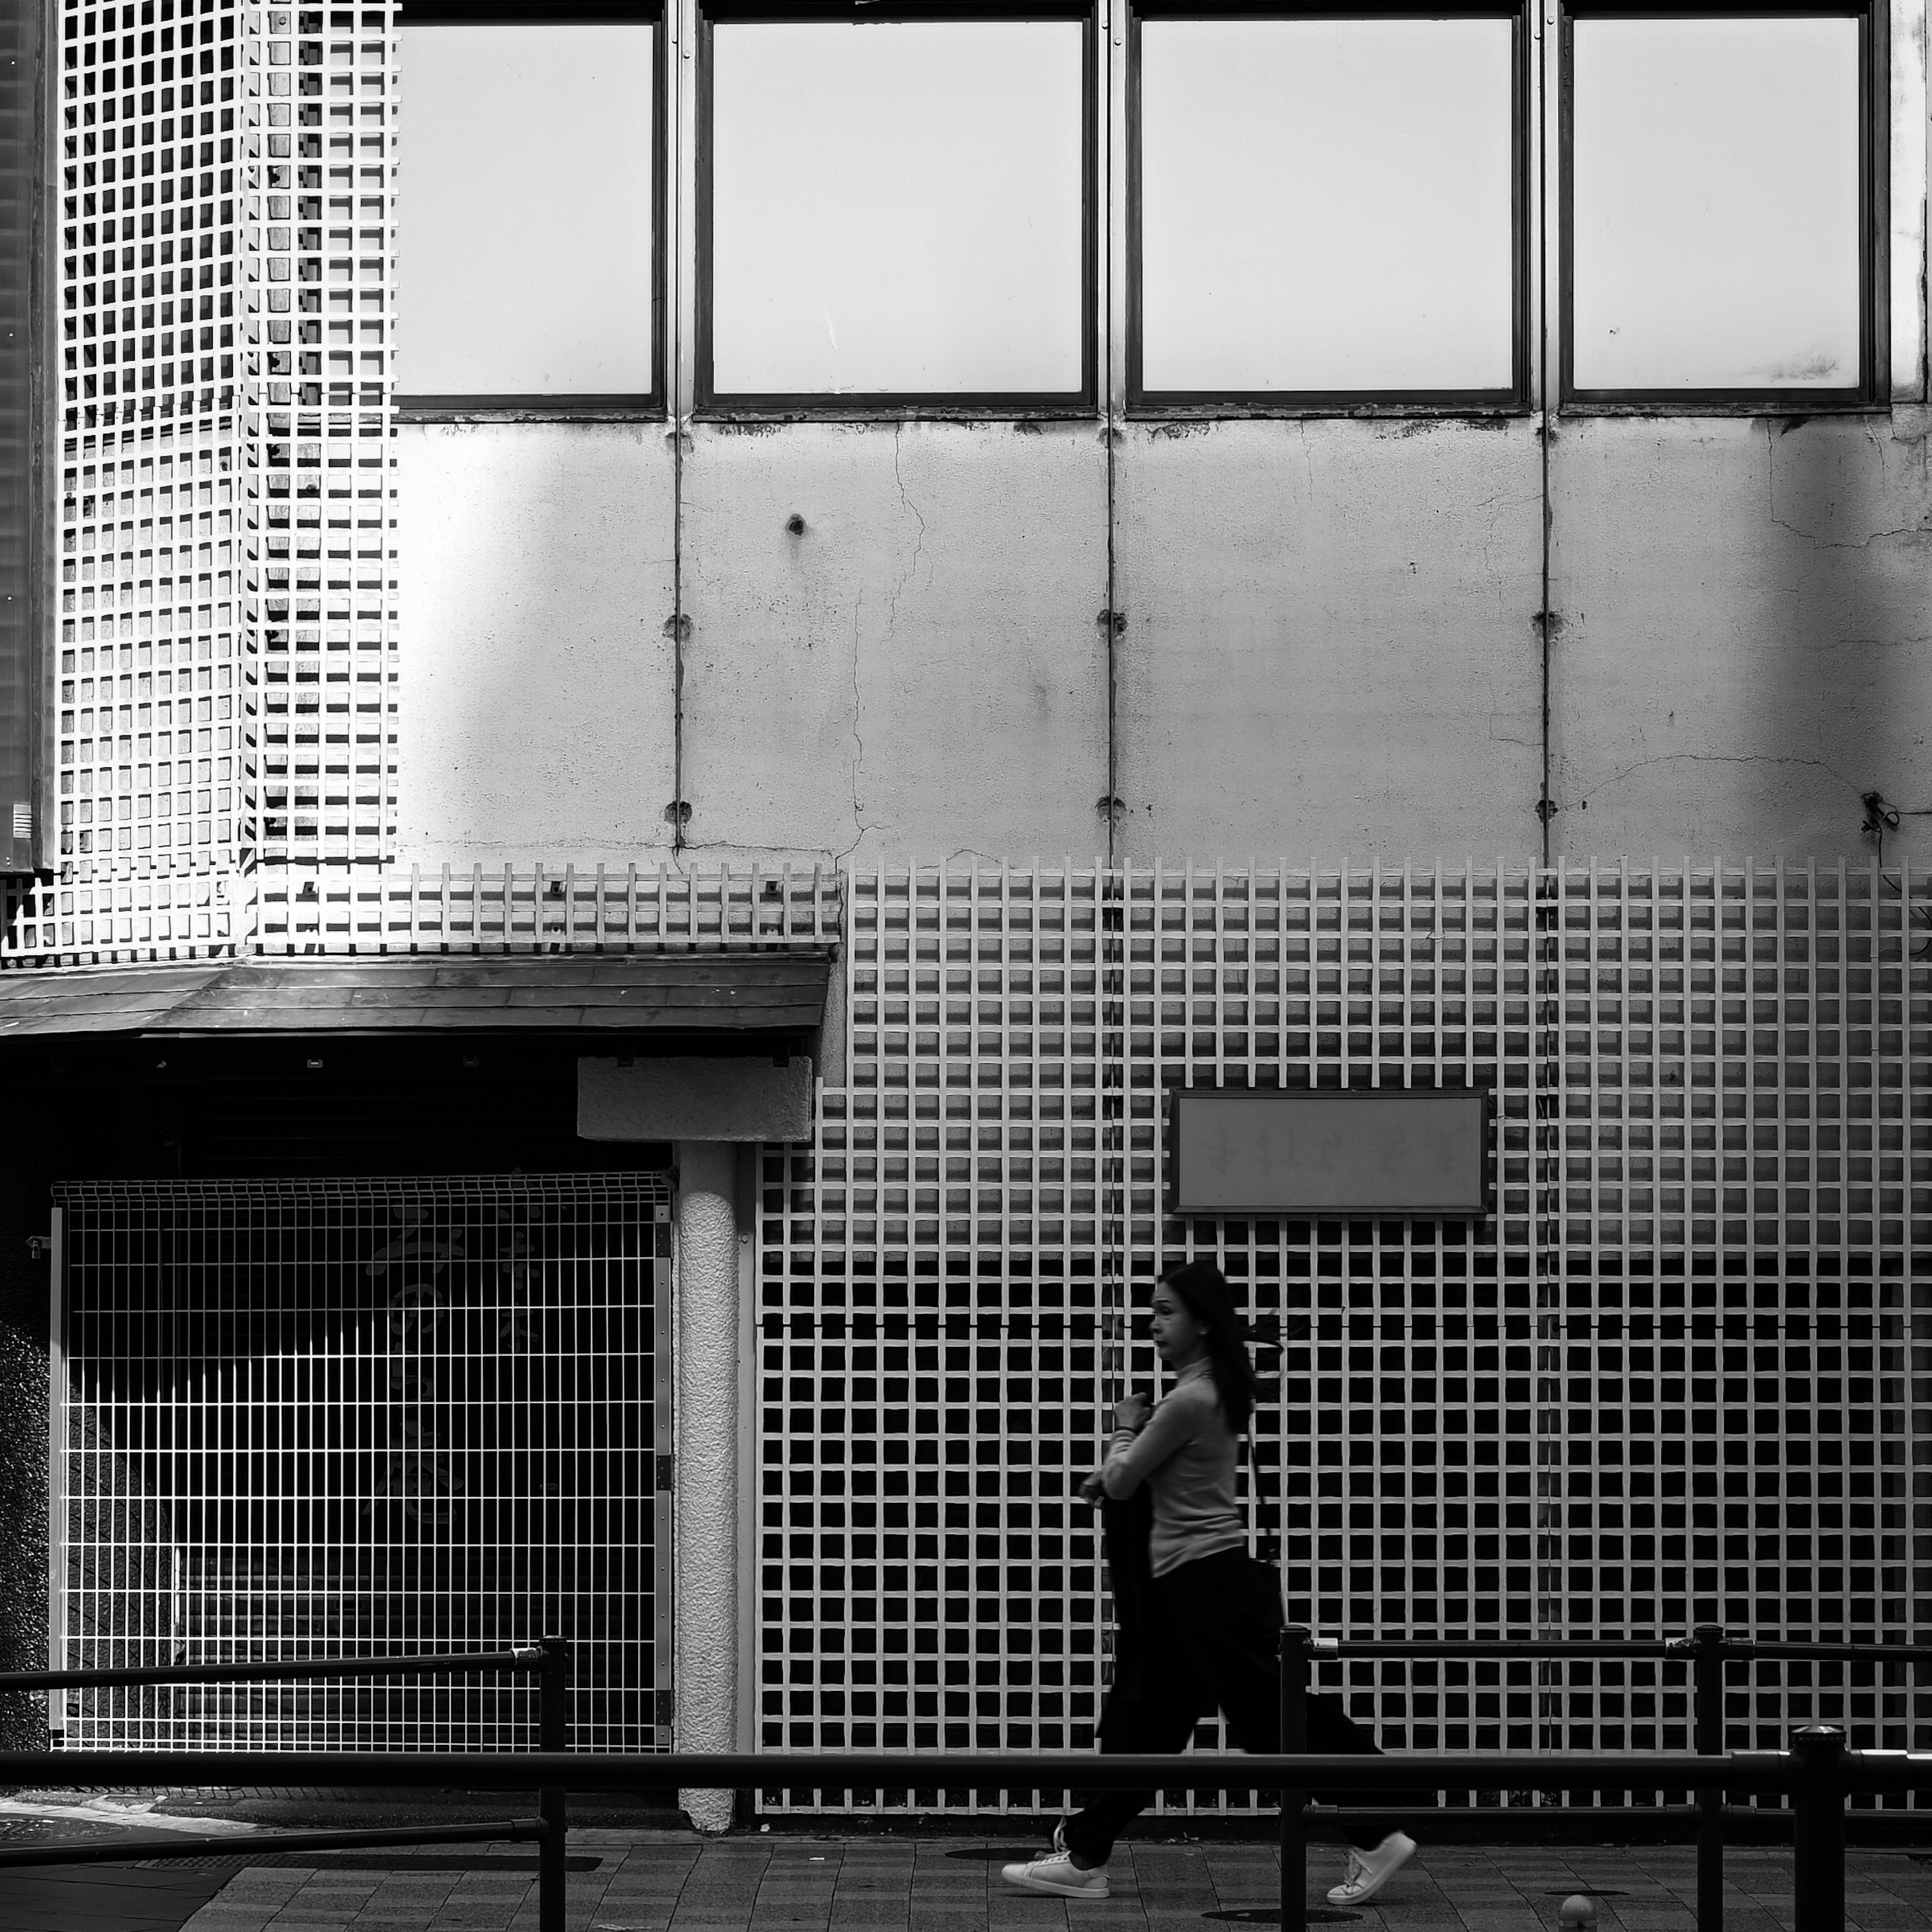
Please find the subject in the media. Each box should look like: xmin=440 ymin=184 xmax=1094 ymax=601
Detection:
xmin=673 ymin=1140 xmax=739 ymax=1834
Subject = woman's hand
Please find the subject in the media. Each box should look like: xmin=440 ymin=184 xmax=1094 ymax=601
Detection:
xmin=1078 ymin=1469 xmax=1105 ymax=1505
xmin=1113 ymin=1393 xmax=1152 ymax=1432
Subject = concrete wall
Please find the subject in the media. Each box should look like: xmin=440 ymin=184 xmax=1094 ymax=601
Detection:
xmin=678 ymin=421 xmax=1110 ymax=865
xmin=394 ymin=423 xmax=678 ymax=866
xmin=0 ymin=1117 xmax=53 ymax=1749
xmin=385 ymin=10 xmax=1932 ymax=877
xmin=393 ymin=403 xmax=1932 ymax=872
xmin=1113 ymin=418 xmax=1545 ymax=863
xmin=1549 ymin=413 xmax=1932 ymax=872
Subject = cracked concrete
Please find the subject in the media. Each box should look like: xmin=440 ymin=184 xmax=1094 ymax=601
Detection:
xmin=887 ymin=423 xmax=931 ymax=642
xmin=1549 ymin=414 xmax=1932 ymax=864
xmin=836 ymin=584 xmax=870 ymax=866
xmin=392 ymin=404 xmax=1932 ymax=871
xmin=1574 ymin=750 xmax=1865 ymax=813
xmin=828 ymin=424 xmax=936 ymax=865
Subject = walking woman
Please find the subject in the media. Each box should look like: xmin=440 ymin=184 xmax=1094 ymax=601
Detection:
xmin=1002 ymin=1259 xmax=1420 ymax=1906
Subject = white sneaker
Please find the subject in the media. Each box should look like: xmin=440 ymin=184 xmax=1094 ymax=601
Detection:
xmin=1000 ymin=1845 xmax=1111 ymax=1899
xmin=1325 ymin=1831 xmax=1416 ymax=1905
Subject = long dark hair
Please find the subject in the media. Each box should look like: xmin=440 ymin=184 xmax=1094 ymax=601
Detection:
xmin=1159 ymin=1259 xmax=1257 ymax=1436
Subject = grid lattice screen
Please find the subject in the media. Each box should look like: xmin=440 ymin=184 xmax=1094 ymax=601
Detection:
xmin=57 ymin=0 xmax=251 ymax=888
xmin=252 ymin=1 xmax=397 ymax=875
xmin=756 ymin=859 xmax=1928 ymax=1813
xmin=54 ymin=1173 xmax=671 ymax=1752
xmin=53 ymin=0 xmax=397 ymax=937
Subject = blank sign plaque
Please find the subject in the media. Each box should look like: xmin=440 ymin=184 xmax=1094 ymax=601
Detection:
xmin=1169 ymin=1088 xmax=1490 ymax=1217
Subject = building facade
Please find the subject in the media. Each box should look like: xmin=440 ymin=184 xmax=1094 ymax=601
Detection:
xmin=0 ymin=0 xmax=1927 ymax=1824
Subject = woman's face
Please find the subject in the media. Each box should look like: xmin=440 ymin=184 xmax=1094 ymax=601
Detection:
xmin=1150 ymin=1285 xmax=1207 ymax=1367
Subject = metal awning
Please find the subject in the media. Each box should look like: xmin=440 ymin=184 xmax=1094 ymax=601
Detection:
xmin=0 ymin=950 xmax=833 ymax=1038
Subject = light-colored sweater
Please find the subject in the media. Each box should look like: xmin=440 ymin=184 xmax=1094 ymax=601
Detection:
xmin=1100 ymin=1357 xmax=1247 ymax=1577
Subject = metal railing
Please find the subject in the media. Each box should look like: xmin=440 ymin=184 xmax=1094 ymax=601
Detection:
xmin=4 ymin=1633 xmax=1931 ymax=1932
xmin=1281 ymin=1623 xmax=1932 ymax=1932
xmin=0 ymin=1642 xmax=569 ymax=1924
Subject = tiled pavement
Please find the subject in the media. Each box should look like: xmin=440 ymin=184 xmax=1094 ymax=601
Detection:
xmin=173 ymin=1835 xmax=1932 ymax=1931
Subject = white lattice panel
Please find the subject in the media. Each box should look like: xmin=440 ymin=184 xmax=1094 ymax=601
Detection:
xmin=247 ymin=2 xmax=397 ymax=880
xmin=1535 ymin=861 xmax=1924 ymax=1765
xmin=56 ymin=0 xmax=250 ymax=883
xmin=53 ymin=1174 xmax=672 ymax=1753
xmin=49 ymin=1 xmax=399 ymax=939
xmin=1 ymin=862 xmax=840 ymax=961
xmin=756 ymin=860 xmax=1931 ymax=1814
xmin=252 ymin=858 xmax=844 ymax=954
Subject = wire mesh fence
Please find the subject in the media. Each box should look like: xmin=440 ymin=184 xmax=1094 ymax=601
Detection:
xmin=53 ymin=1172 xmax=672 ymax=1753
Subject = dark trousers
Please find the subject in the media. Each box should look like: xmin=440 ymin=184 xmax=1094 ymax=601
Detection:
xmin=1062 ymin=1548 xmax=1426 ymax=1865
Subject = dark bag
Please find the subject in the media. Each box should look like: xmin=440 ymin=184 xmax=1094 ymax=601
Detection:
xmin=1099 ymin=1487 xmax=1163 ymax=1703
xmin=1238 ymin=1547 xmax=1285 ymax=1635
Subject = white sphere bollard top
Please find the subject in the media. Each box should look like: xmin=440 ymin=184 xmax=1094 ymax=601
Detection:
xmin=1558 ymin=1897 xmax=1598 ymax=1929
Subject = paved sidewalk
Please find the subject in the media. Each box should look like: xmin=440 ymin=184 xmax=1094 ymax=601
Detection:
xmin=174 ymin=1834 xmax=1932 ymax=1931
xmin=0 ymin=1802 xmax=264 ymax=1932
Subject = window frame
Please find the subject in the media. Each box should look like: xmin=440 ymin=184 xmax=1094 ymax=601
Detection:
xmin=393 ymin=1 xmax=668 ymax=420
xmin=1125 ymin=0 xmax=1534 ymax=419
xmin=694 ymin=0 xmax=1099 ymax=420
xmin=1559 ymin=0 xmax=1888 ymax=413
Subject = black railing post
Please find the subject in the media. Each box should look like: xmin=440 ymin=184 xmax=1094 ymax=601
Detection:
xmin=1279 ymin=1625 xmax=1309 ymax=1932
xmin=1693 ymin=1624 xmax=1726 ymax=1932
xmin=1791 ymin=1726 xmax=1845 ymax=1932
xmin=538 ymin=1636 xmax=569 ymax=1932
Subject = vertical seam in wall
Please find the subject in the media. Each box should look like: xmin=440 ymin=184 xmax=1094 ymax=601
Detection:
xmin=673 ymin=428 xmax=686 ymax=855
xmin=1104 ymin=2 xmax=1117 ymax=868
xmin=670 ymin=8 xmax=688 ymax=855
xmin=1533 ymin=0 xmax=1559 ymax=1734
xmin=1538 ymin=0 xmax=1554 ymax=872
xmin=1100 ymin=13 xmax=1124 ymax=1450
xmin=1105 ymin=433 xmax=1117 ymax=871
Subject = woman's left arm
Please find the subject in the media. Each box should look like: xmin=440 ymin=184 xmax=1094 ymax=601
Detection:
xmin=1100 ymin=1387 xmax=1204 ymax=1499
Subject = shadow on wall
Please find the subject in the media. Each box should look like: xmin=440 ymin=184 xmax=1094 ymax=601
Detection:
xmin=1756 ymin=414 xmax=1931 ymax=871
xmin=1555 ymin=413 xmax=1932 ymax=864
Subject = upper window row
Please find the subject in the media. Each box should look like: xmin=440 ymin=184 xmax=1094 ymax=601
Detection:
xmin=395 ymin=2 xmax=1886 ymax=414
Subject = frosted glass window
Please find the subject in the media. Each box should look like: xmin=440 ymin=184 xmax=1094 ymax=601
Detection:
xmin=707 ymin=20 xmax=1086 ymax=399
xmin=1137 ymin=17 xmax=1517 ymax=396
xmin=1569 ymin=15 xmax=1864 ymax=394
xmin=398 ymin=23 xmax=655 ymax=396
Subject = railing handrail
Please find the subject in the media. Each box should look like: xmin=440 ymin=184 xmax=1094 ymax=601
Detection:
xmin=1697 ymin=1640 xmax=1932 ymax=1666
xmin=0 ymin=1645 xmax=544 ymax=1694
xmin=1315 ymin=1639 xmax=1674 ymax=1659
xmin=1294 ymin=1632 xmax=1932 ymax=1667
xmin=0 ymin=1747 xmax=1812 ymax=1792
xmin=19 ymin=1633 xmax=1927 ymax=1690
xmin=0 ymin=1817 xmax=547 ymax=1873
